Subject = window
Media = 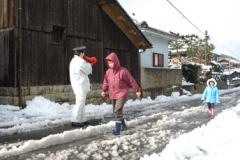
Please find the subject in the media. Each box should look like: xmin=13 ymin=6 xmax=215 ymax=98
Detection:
xmin=52 ymin=25 xmax=65 ymax=43
xmin=153 ymin=53 xmax=164 ymax=67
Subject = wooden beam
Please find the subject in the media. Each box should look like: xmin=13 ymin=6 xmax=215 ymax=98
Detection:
xmin=100 ymin=3 xmax=147 ymax=49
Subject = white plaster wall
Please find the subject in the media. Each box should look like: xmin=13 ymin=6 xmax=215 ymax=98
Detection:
xmin=140 ymin=31 xmax=170 ymax=68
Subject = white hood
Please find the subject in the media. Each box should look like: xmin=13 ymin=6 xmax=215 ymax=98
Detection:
xmin=206 ymin=78 xmax=217 ymax=87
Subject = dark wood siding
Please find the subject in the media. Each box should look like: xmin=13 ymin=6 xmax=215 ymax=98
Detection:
xmin=0 ymin=30 xmax=15 ymax=87
xmin=21 ymin=30 xmax=67 ymax=86
xmin=0 ymin=0 xmax=14 ymax=29
xmin=102 ymin=12 xmax=140 ymax=83
xmin=67 ymin=0 xmax=101 ymax=40
xmin=1 ymin=0 xmax=140 ymax=87
xmin=22 ymin=0 xmax=66 ymax=32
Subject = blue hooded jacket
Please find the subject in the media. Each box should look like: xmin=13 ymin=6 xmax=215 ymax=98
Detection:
xmin=201 ymin=78 xmax=220 ymax=103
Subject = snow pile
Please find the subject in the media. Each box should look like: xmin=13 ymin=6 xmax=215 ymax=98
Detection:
xmin=182 ymin=79 xmax=194 ymax=86
xmin=24 ymin=96 xmax=71 ymax=117
xmin=0 ymin=96 xmax=112 ymax=136
xmin=182 ymin=89 xmax=192 ymax=96
xmin=171 ymin=92 xmax=180 ymax=98
xmin=141 ymin=102 xmax=240 ymax=160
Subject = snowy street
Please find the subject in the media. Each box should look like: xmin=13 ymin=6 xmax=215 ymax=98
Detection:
xmin=1 ymin=88 xmax=240 ymax=160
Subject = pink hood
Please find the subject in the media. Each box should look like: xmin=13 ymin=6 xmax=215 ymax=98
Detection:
xmin=105 ymin=52 xmax=121 ymax=71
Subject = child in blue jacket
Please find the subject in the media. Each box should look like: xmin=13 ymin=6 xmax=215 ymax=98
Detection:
xmin=201 ymin=78 xmax=220 ymax=116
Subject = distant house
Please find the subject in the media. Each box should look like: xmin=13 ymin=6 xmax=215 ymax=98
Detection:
xmin=169 ymin=57 xmax=182 ymax=69
xmin=0 ymin=0 xmax=151 ymax=106
xmin=218 ymin=58 xmax=240 ymax=69
xmin=170 ymin=58 xmax=181 ymax=65
xmin=218 ymin=59 xmax=231 ymax=68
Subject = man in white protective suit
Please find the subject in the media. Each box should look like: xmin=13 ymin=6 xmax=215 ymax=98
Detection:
xmin=69 ymin=46 xmax=92 ymax=127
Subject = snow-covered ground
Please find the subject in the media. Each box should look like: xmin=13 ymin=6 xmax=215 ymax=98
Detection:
xmin=141 ymin=101 xmax=240 ymax=160
xmin=0 ymin=91 xmax=196 ymax=136
xmin=1 ymin=87 xmax=240 ymax=159
xmin=1 ymin=86 xmax=240 ymax=136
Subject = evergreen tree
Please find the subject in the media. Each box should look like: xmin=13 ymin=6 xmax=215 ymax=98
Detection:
xmin=182 ymin=63 xmax=201 ymax=84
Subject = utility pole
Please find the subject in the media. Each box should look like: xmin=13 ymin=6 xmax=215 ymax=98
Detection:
xmin=205 ymin=30 xmax=209 ymax=65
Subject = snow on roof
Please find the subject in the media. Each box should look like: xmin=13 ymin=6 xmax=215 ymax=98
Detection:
xmin=201 ymin=64 xmax=212 ymax=70
xmin=170 ymin=48 xmax=187 ymax=54
xmin=219 ymin=58 xmax=240 ymax=64
xmin=230 ymin=59 xmax=240 ymax=64
xmin=211 ymin=60 xmax=222 ymax=66
xmin=232 ymin=77 xmax=240 ymax=81
xmin=222 ymin=68 xmax=240 ymax=75
xmin=138 ymin=23 xmax=178 ymax=41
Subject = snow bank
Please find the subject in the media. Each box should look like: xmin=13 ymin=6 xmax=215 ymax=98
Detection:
xmin=141 ymin=101 xmax=240 ymax=160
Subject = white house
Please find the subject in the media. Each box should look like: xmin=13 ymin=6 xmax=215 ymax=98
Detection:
xmin=135 ymin=22 xmax=182 ymax=98
xmin=138 ymin=22 xmax=178 ymax=68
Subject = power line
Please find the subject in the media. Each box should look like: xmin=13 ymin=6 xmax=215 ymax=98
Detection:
xmin=165 ymin=0 xmax=205 ymax=35
xmin=165 ymin=0 xmax=238 ymax=59
xmin=164 ymin=0 xmax=239 ymax=59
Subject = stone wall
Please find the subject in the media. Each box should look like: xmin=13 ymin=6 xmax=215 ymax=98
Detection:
xmin=141 ymin=68 xmax=182 ymax=89
xmin=0 ymin=84 xmax=103 ymax=106
xmin=140 ymin=67 xmax=182 ymax=99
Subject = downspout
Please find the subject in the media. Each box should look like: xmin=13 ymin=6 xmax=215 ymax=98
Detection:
xmin=138 ymin=49 xmax=145 ymax=99
xmin=18 ymin=0 xmax=23 ymax=108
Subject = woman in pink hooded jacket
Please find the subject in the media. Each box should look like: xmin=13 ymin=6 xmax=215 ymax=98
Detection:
xmin=101 ymin=52 xmax=141 ymax=135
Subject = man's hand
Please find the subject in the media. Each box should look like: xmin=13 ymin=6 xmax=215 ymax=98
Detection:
xmin=101 ymin=91 xmax=106 ymax=97
xmin=136 ymin=92 xmax=141 ymax=98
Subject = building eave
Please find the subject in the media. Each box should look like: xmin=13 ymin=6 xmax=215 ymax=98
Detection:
xmin=139 ymin=26 xmax=179 ymax=41
xmin=97 ymin=0 xmax=152 ymax=50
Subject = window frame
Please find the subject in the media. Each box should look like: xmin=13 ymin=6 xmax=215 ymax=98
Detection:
xmin=51 ymin=25 xmax=65 ymax=44
xmin=152 ymin=53 xmax=164 ymax=67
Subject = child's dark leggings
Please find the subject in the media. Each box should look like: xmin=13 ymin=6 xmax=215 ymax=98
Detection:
xmin=207 ymin=103 xmax=215 ymax=110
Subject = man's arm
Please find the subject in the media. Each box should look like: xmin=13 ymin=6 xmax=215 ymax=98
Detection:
xmin=79 ymin=61 xmax=92 ymax=75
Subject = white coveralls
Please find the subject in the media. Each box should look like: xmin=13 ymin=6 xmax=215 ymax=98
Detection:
xmin=69 ymin=55 xmax=92 ymax=123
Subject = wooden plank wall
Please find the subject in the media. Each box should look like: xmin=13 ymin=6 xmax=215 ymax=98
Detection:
xmin=1 ymin=0 xmax=139 ymax=87
xmin=0 ymin=0 xmax=14 ymax=29
xmin=0 ymin=30 xmax=15 ymax=87
xmin=20 ymin=0 xmax=104 ymax=86
xmin=102 ymin=12 xmax=140 ymax=83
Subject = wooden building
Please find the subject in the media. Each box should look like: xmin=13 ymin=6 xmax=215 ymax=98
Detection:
xmin=0 ymin=0 xmax=151 ymax=106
